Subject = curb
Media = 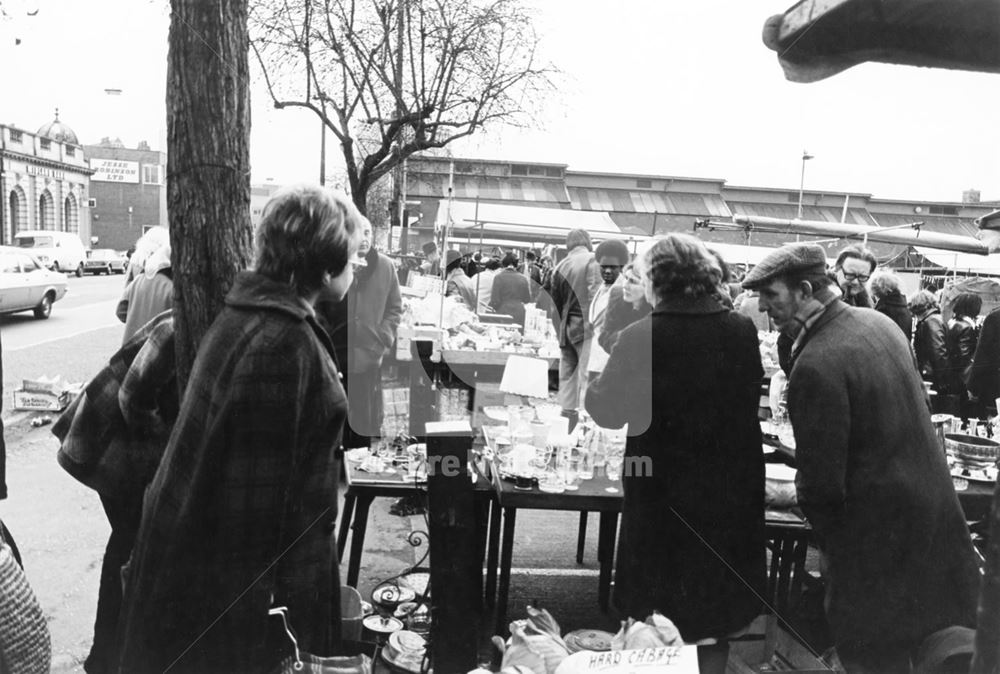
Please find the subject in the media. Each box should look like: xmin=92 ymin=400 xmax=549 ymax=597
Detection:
xmin=2 ymin=409 xmax=40 ymax=430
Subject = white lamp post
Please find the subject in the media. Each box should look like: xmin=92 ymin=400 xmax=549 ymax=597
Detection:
xmin=797 ymin=151 xmax=814 ymax=219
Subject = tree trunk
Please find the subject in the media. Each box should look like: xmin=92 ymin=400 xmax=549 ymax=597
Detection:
xmin=167 ymin=0 xmax=254 ymax=390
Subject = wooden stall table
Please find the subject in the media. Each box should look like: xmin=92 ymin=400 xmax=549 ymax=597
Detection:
xmin=339 ymin=453 xmax=496 ymax=591
xmin=479 ymin=448 xmax=819 ymax=642
xmin=762 ymin=429 xmax=996 ymax=523
xmin=338 ymin=458 xmax=427 ymax=588
xmin=479 ymin=458 xmax=623 ymax=634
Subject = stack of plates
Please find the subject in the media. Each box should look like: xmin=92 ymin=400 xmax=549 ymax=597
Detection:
xmin=381 ymin=630 xmax=428 ymax=673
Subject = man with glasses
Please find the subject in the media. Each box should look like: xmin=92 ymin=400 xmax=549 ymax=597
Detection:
xmin=834 ymin=245 xmax=878 ymax=308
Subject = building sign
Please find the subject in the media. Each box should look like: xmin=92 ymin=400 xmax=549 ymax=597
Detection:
xmin=26 ymin=165 xmax=65 ymax=180
xmin=90 ymin=159 xmax=140 ymax=183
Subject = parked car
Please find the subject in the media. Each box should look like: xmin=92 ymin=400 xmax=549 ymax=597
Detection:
xmin=84 ymin=248 xmax=128 ymax=275
xmin=12 ymin=230 xmax=87 ymax=277
xmin=0 ymin=246 xmax=69 ymax=319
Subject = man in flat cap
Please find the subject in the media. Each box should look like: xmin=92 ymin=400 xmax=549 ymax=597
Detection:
xmin=744 ymin=244 xmax=979 ymax=673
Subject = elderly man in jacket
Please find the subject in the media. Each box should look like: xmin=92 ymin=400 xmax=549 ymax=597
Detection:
xmin=550 ymin=229 xmax=602 ymax=428
xmin=744 ymin=243 xmax=979 ymax=673
xmin=317 ymin=216 xmax=403 ymax=447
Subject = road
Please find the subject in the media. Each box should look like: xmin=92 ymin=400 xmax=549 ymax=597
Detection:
xmin=3 ymin=273 xmax=126 ymax=406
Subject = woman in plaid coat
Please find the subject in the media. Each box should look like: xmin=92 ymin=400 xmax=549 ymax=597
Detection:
xmin=116 ymin=185 xmax=363 ymax=673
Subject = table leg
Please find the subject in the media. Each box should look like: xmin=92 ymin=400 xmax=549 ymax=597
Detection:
xmin=346 ymin=494 xmax=375 ymax=588
xmin=496 ymin=507 xmax=517 ymax=634
xmin=337 ymin=492 xmax=357 ymax=563
xmin=485 ymin=499 xmax=501 ymax=609
xmin=576 ymin=511 xmax=588 ymax=564
xmin=597 ymin=512 xmax=618 ymax=612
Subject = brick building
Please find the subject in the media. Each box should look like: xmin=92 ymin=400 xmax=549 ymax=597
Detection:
xmin=84 ymin=138 xmax=167 ymax=251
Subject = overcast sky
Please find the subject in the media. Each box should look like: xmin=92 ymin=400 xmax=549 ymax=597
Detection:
xmin=2 ymin=0 xmax=997 ymax=203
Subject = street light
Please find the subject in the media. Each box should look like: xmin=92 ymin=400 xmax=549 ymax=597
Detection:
xmin=797 ymin=150 xmax=814 ymax=219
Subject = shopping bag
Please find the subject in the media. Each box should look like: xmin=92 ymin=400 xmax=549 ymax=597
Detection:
xmin=268 ymin=606 xmax=372 ymax=674
xmin=0 ymin=530 xmax=51 ymax=674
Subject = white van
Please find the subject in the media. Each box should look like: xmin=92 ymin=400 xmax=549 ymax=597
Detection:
xmin=13 ymin=230 xmax=87 ymax=277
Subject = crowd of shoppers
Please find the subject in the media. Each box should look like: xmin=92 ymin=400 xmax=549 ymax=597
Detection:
xmin=31 ymin=206 xmax=993 ymax=673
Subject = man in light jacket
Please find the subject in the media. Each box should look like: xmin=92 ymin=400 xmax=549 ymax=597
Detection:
xmin=550 ymin=229 xmax=601 ymax=428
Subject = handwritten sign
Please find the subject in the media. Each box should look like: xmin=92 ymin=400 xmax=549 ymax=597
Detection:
xmin=554 ymin=647 xmax=698 ymax=673
xmin=90 ymin=158 xmax=139 ymax=183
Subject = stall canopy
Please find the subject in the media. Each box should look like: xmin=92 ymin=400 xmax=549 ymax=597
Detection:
xmin=762 ymin=0 xmax=1000 ymax=83
xmin=914 ymin=247 xmax=1000 ymax=276
xmin=438 ymin=201 xmax=621 ymax=244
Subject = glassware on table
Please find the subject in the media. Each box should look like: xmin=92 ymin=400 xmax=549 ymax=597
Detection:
xmin=558 ymin=447 xmax=579 ymax=491
xmin=771 ymin=407 xmax=796 ymax=449
xmin=534 ymin=444 xmax=553 ymax=471
xmin=603 ymin=427 xmax=626 ymax=481
xmin=605 ymin=450 xmax=624 ymax=483
xmin=578 ymin=447 xmax=594 ymax=480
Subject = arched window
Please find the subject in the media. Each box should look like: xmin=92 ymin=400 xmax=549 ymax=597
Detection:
xmin=6 ymin=191 xmax=17 ymax=243
xmin=63 ymin=193 xmax=79 ymax=234
xmin=37 ymin=189 xmax=55 ymax=230
xmin=9 ymin=185 xmax=26 ymax=236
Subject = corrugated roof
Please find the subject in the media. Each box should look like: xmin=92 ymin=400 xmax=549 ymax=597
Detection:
xmin=438 ymin=200 xmax=620 ymax=244
xmin=868 ymin=213 xmax=979 ymax=238
xmin=569 ymin=187 xmax=730 ymax=217
xmin=407 ymin=173 xmax=570 ymax=204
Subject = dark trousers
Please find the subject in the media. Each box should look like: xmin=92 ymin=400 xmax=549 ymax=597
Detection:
xmin=85 ymin=494 xmax=141 ymax=674
xmin=343 ymin=366 xmax=383 ymax=449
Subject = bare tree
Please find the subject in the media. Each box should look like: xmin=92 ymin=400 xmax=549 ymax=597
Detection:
xmin=168 ymin=0 xmax=254 ymax=388
xmin=249 ymin=0 xmax=556 ymax=215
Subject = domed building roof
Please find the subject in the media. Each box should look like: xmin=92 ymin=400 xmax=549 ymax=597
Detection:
xmin=36 ymin=108 xmax=79 ymax=145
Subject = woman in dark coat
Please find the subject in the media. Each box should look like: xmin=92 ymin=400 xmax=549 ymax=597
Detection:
xmin=869 ymin=270 xmax=912 ymax=341
xmin=586 ymin=234 xmax=765 ymax=674
xmin=490 ymin=252 xmax=532 ymax=325
xmin=116 ymin=185 xmax=363 ymax=673
xmin=909 ymin=290 xmax=949 ymax=393
xmin=598 ymin=262 xmax=651 ymax=354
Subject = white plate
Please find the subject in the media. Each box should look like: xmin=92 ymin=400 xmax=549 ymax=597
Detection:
xmin=380 ymin=645 xmax=426 ymax=674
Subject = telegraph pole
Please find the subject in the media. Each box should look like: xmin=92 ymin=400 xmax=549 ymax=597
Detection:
xmin=390 ymin=0 xmax=405 ymax=250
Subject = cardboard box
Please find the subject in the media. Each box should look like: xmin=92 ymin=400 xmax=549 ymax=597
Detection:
xmin=12 ymin=389 xmax=74 ymax=412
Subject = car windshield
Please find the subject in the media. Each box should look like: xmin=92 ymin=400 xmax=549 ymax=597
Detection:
xmin=89 ymin=250 xmax=114 ymax=260
xmin=0 ymin=254 xmax=19 ymax=273
xmin=15 ymin=236 xmax=53 ymax=248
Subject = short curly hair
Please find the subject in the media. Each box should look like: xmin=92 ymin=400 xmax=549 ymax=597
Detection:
xmin=908 ymin=289 xmax=938 ymax=314
xmin=642 ymin=233 xmax=722 ymax=300
xmin=868 ymin=270 xmax=901 ymax=301
xmin=255 ymin=184 xmax=363 ymax=296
